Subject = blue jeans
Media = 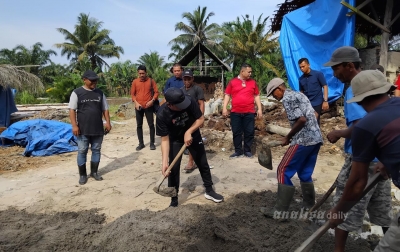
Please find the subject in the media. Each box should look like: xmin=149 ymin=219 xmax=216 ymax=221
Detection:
xmin=230 ymin=112 xmax=255 ymax=153
xmin=77 ymin=135 xmax=104 ymax=166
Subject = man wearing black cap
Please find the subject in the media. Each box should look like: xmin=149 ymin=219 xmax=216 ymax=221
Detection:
xmin=68 ymin=70 xmax=111 ymax=185
xmin=181 ymin=69 xmax=205 ymax=172
xmin=156 ymin=87 xmax=223 ymax=207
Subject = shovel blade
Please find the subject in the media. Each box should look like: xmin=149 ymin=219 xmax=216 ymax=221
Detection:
xmin=257 ymin=147 xmax=273 ymax=170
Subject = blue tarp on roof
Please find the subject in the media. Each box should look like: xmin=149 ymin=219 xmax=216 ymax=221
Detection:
xmin=279 ymin=0 xmax=356 ymax=102
xmin=0 ymin=119 xmax=78 ymax=156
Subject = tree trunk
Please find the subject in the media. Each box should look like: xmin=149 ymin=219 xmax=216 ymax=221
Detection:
xmin=379 ymin=0 xmax=393 ymax=73
xmin=266 ymin=124 xmax=290 ymax=136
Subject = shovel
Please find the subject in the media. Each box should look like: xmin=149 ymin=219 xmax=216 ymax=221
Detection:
xmin=257 ymin=140 xmax=282 ymax=170
xmin=294 ymin=173 xmax=382 ymax=252
xmin=153 ymin=144 xmax=187 ymax=197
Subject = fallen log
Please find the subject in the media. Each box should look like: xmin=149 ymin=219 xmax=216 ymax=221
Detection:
xmin=266 ymin=124 xmax=290 ymax=136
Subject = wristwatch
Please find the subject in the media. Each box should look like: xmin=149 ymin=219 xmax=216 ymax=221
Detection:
xmin=324 ymin=99 xmax=328 ymax=102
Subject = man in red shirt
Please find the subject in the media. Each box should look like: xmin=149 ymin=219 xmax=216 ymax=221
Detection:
xmin=223 ymin=63 xmax=262 ymax=158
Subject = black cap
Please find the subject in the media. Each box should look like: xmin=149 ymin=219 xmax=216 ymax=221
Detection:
xmin=183 ymin=69 xmax=194 ymax=77
xmin=164 ymin=87 xmax=190 ymax=110
xmin=82 ymin=70 xmax=99 ymax=81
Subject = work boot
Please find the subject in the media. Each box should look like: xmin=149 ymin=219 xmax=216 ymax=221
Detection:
xmin=169 ymin=196 xmax=178 ymax=207
xmin=261 ymin=183 xmax=295 ymax=219
xmin=300 ymin=182 xmax=315 ymax=209
xmin=90 ymin=162 xmax=103 ymax=181
xmin=78 ymin=164 xmax=88 ymax=185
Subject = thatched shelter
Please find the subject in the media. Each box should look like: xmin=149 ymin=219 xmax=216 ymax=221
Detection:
xmin=0 ymin=64 xmax=44 ymax=94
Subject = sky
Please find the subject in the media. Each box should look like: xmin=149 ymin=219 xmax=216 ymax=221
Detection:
xmin=0 ymin=0 xmax=283 ymax=66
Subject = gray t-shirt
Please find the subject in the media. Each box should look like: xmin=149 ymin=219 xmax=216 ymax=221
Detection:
xmin=281 ymin=90 xmax=323 ymax=146
xmin=181 ymin=85 xmax=205 ymax=101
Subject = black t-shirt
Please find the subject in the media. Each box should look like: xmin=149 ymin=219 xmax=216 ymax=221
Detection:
xmin=181 ymin=85 xmax=205 ymax=101
xmin=74 ymin=87 xmax=104 ymax=135
xmin=352 ymin=98 xmax=400 ymax=189
xmin=156 ymin=96 xmax=202 ymax=142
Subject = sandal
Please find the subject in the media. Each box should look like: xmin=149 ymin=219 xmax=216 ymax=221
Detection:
xmin=184 ymin=163 xmax=197 ymax=172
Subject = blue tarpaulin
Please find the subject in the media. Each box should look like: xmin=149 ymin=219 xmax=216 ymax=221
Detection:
xmin=0 ymin=86 xmax=18 ymax=127
xmin=0 ymin=119 xmax=78 ymax=156
xmin=279 ymin=0 xmax=355 ymax=102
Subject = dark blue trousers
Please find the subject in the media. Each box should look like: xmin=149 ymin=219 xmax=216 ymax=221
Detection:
xmin=230 ymin=112 xmax=255 ymax=154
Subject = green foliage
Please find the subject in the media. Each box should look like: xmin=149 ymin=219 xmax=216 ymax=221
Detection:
xmin=46 ymin=74 xmax=82 ymax=103
xmin=103 ymin=60 xmax=137 ymax=96
xmin=14 ymin=90 xmax=38 ymax=104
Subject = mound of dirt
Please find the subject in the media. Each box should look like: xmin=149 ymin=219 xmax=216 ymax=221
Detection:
xmin=0 ymin=191 xmax=371 ymax=252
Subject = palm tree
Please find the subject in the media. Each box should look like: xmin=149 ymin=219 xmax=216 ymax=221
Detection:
xmin=54 ymin=13 xmax=124 ymax=71
xmin=0 ymin=43 xmax=57 ymax=75
xmin=168 ymin=6 xmax=222 ymax=70
xmin=104 ymin=60 xmax=137 ymax=96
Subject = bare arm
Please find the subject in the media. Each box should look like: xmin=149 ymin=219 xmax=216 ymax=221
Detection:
xmin=327 ymin=120 xmax=359 ymax=143
xmin=198 ymin=100 xmax=205 ymax=114
xmin=395 ymin=89 xmax=400 ymax=97
xmin=161 ymin=136 xmax=170 ymax=177
xmin=69 ymin=109 xmax=79 ymax=136
xmin=222 ymin=94 xmax=230 ymax=117
xmin=103 ymin=110 xmax=112 ymax=132
xmin=322 ymin=85 xmax=329 ymax=110
xmin=254 ymin=95 xmax=262 ymax=119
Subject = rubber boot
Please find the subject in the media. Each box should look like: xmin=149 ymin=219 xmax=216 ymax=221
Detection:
xmin=300 ymin=182 xmax=315 ymax=209
xmin=90 ymin=162 xmax=103 ymax=181
xmin=261 ymin=183 xmax=295 ymax=219
xmin=78 ymin=164 xmax=88 ymax=185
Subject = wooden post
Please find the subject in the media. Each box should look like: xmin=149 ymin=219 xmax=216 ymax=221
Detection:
xmin=379 ymin=0 xmax=393 ymax=73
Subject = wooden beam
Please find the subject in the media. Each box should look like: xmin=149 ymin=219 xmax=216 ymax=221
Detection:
xmin=379 ymin=0 xmax=393 ymax=73
xmin=368 ymin=2 xmax=380 ymax=22
xmin=389 ymin=11 xmax=400 ymax=27
xmin=347 ymin=0 xmax=374 ymax=16
xmin=341 ymin=0 xmax=391 ymax=33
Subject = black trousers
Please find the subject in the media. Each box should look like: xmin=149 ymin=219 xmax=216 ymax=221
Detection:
xmin=135 ymin=107 xmax=155 ymax=144
xmin=168 ymin=134 xmax=213 ymax=193
xmin=312 ymin=103 xmax=322 ymax=125
xmin=230 ymin=112 xmax=255 ymax=153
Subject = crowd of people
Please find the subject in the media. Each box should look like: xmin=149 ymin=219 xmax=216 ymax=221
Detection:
xmin=68 ymin=46 xmax=399 ymax=251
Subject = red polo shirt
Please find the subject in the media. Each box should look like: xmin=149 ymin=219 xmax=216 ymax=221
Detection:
xmin=225 ymin=77 xmax=259 ymax=113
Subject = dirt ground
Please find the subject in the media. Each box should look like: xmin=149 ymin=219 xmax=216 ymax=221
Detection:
xmin=0 ymin=104 xmax=394 ymax=251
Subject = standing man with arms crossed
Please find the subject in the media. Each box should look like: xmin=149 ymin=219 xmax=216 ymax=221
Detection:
xmin=69 ymin=70 xmax=112 ymax=185
xmin=156 ymin=87 xmax=223 ymax=207
xmin=131 ymin=65 xmax=159 ymax=151
xmin=222 ymin=63 xmax=262 ymax=158
xmin=181 ymin=69 xmax=205 ymax=172
xmin=324 ymin=47 xmax=391 ymax=252
xmin=262 ymin=78 xmax=323 ymax=218
xmin=298 ymin=58 xmax=329 ymax=124
xmin=328 ymin=70 xmax=399 ymax=252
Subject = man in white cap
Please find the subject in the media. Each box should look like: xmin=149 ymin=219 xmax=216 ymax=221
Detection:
xmin=328 ymin=70 xmax=399 ymax=252
xmin=261 ymin=78 xmax=323 ymax=218
xmin=324 ymin=47 xmax=391 ymax=251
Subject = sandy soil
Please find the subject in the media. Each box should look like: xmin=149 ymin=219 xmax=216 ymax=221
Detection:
xmin=0 ymin=112 xmax=385 ymax=251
